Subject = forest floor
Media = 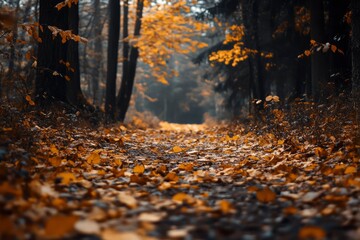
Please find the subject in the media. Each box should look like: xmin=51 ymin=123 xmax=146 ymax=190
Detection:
xmin=0 ymin=104 xmax=360 ymax=240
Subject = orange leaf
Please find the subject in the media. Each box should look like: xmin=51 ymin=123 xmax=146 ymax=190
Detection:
xmin=173 ymin=146 xmax=183 ymax=153
xmin=65 ymin=75 xmax=70 ymax=81
xmin=331 ymin=45 xmax=337 ymax=53
xmin=44 ymin=215 xmax=78 ymax=238
xmin=298 ymin=226 xmax=326 ymax=240
xmin=165 ymin=172 xmax=179 ymax=182
xmin=49 ymin=157 xmax=62 ymax=167
xmin=256 ymin=187 xmax=276 ymax=203
xmin=304 ymin=50 xmax=311 ymax=57
xmin=133 ymin=164 xmax=145 ymax=174
xmin=56 ymin=172 xmax=76 ymax=185
xmin=86 ymin=152 xmax=101 ymax=165
xmin=344 ymin=166 xmax=356 ymax=174
xmin=50 ymin=144 xmax=59 ymax=155
xmin=217 ymin=200 xmax=233 ymax=214
xmin=172 ymin=192 xmax=192 ymax=203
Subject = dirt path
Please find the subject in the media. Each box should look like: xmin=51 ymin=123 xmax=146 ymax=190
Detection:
xmin=0 ymin=120 xmax=359 ymax=239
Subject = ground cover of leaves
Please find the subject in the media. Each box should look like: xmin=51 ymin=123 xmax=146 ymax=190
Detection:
xmin=0 ymin=108 xmax=359 ymax=239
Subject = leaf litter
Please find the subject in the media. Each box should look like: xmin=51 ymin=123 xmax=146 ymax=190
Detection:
xmin=0 ymin=108 xmax=359 ymax=239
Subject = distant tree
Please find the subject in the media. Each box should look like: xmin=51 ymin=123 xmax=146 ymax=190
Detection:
xmin=116 ymin=0 xmax=144 ymax=122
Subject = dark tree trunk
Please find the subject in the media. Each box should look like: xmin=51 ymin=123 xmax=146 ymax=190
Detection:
xmin=92 ymin=0 xmax=103 ymax=105
xmin=310 ymin=0 xmax=328 ymax=102
xmin=36 ymin=0 xmax=68 ymax=103
xmin=105 ymin=0 xmax=121 ymax=120
xmin=352 ymin=0 xmax=360 ymax=132
xmin=117 ymin=0 xmax=144 ymax=122
xmin=66 ymin=3 xmax=83 ymax=105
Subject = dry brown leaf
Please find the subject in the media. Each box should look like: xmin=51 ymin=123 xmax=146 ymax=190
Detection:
xmin=256 ymin=187 xmax=276 ymax=203
xmin=344 ymin=166 xmax=357 ymax=174
xmin=102 ymin=229 xmax=142 ymax=240
xmin=44 ymin=215 xmax=78 ymax=238
xmin=118 ymin=192 xmax=137 ymax=209
xmin=298 ymin=226 xmax=326 ymax=240
xmin=74 ymin=219 xmax=100 ymax=235
xmin=86 ymin=152 xmax=101 ymax=165
xmin=138 ymin=212 xmax=166 ymax=223
xmin=48 ymin=157 xmax=62 ymax=167
xmin=50 ymin=144 xmax=59 ymax=155
xmin=172 ymin=192 xmax=192 ymax=204
xmin=217 ymin=200 xmax=233 ymax=214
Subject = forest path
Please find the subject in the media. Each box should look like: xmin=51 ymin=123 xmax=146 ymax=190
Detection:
xmin=0 ymin=117 xmax=359 ymax=239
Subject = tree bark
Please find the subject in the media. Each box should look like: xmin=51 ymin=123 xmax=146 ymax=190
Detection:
xmin=105 ymin=0 xmax=121 ymax=120
xmin=310 ymin=0 xmax=328 ymax=102
xmin=352 ymin=0 xmax=360 ymax=135
xmin=92 ymin=0 xmax=103 ymax=105
xmin=117 ymin=0 xmax=144 ymax=122
xmin=36 ymin=0 xmax=68 ymax=103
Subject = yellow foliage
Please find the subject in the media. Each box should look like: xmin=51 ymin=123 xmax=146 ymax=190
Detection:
xmin=132 ymin=0 xmax=208 ymax=84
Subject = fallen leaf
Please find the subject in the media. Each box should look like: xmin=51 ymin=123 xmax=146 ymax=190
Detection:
xmin=344 ymin=166 xmax=357 ymax=174
xmin=44 ymin=215 xmax=78 ymax=238
xmin=302 ymin=191 xmax=322 ymax=203
xmin=48 ymin=157 xmax=62 ymax=167
xmin=133 ymin=164 xmax=145 ymax=174
xmin=86 ymin=152 xmax=101 ymax=165
xmin=172 ymin=192 xmax=193 ymax=204
xmin=56 ymin=172 xmax=77 ymax=185
xmin=256 ymin=187 xmax=276 ymax=203
xmin=217 ymin=200 xmax=233 ymax=214
xmin=138 ymin=212 xmax=165 ymax=223
xmin=118 ymin=192 xmax=137 ymax=209
xmin=173 ymin=146 xmax=183 ymax=153
xmin=74 ymin=219 xmax=100 ymax=235
xmin=298 ymin=226 xmax=326 ymax=240
xmin=102 ymin=229 xmax=141 ymax=240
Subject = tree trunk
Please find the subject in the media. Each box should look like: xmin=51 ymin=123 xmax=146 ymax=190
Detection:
xmin=117 ymin=0 xmax=144 ymax=122
xmin=66 ymin=2 xmax=83 ymax=105
xmin=310 ymin=0 xmax=328 ymax=102
xmin=92 ymin=0 xmax=103 ymax=105
xmin=36 ymin=0 xmax=68 ymax=103
xmin=105 ymin=0 xmax=121 ymax=120
xmin=352 ymin=0 xmax=360 ymax=136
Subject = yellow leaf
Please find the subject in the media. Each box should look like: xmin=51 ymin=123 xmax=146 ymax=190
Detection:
xmin=44 ymin=215 xmax=78 ymax=238
xmin=133 ymin=164 xmax=145 ymax=174
xmin=173 ymin=146 xmax=183 ymax=153
xmin=298 ymin=226 xmax=326 ymax=240
xmin=56 ymin=172 xmax=76 ymax=185
xmin=256 ymin=187 xmax=276 ymax=203
xmin=304 ymin=50 xmax=311 ymax=57
xmin=86 ymin=152 xmax=101 ymax=165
